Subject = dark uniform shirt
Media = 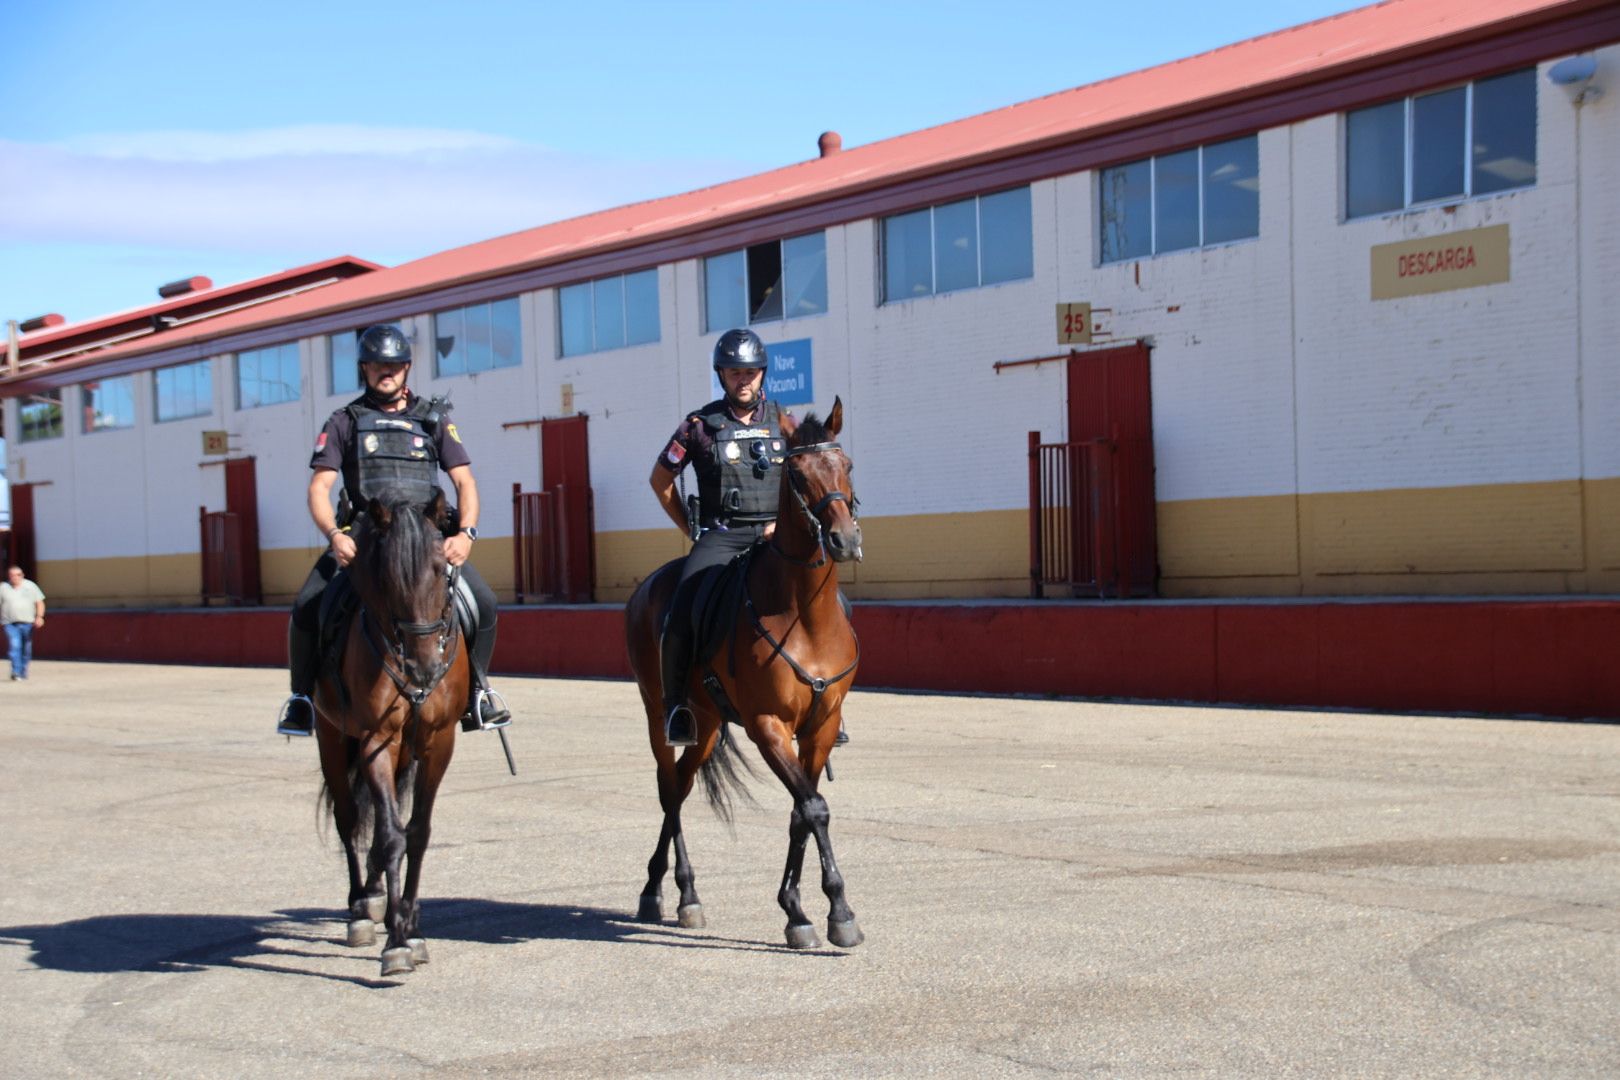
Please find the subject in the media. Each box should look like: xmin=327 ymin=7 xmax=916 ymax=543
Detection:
xmin=310 ymin=392 xmax=471 ymax=475
xmin=655 ymin=402 xmax=796 ymax=491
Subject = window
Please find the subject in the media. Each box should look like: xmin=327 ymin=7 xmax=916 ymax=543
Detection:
xmin=558 ymin=270 xmax=659 ymax=356
xmin=328 ymin=323 xmax=405 ymax=395
xmin=1346 ymin=68 xmax=1536 ymax=218
xmin=235 ymin=342 xmax=301 ymax=409
xmin=153 ymin=359 xmax=213 ymax=422
xmin=703 ymin=231 xmax=827 ymax=330
xmin=1099 ymin=136 xmax=1258 ymax=262
xmin=82 ymin=375 xmax=137 ymax=432
xmin=18 ymin=389 xmax=63 ymax=442
xmin=434 ymin=297 xmax=521 ymax=376
xmin=881 ymin=187 xmax=1032 ymax=302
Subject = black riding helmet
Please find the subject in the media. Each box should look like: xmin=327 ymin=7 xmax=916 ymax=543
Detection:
xmin=356 ymin=325 xmax=411 ymax=406
xmin=712 ymin=328 xmax=768 ymax=371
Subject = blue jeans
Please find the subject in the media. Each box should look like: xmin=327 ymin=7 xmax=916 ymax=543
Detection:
xmin=5 ymin=622 xmax=34 ymax=679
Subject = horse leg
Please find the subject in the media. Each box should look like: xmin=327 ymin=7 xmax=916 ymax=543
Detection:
xmin=801 ymin=729 xmax=863 ymax=948
xmin=318 ymin=730 xmax=376 ymax=947
xmin=748 ymin=716 xmax=833 ymax=949
xmin=398 ymin=745 xmax=451 ymax=966
xmin=640 ymin=747 xmax=707 ymax=927
xmin=358 ymin=739 xmax=414 ymax=976
xmin=777 ymin=805 xmax=818 ymax=949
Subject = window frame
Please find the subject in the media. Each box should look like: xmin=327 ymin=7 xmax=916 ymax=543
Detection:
xmin=1344 ymin=68 xmax=1537 ymax=220
xmin=702 ymin=231 xmax=829 ymax=331
xmin=1098 ymin=136 xmax=1259 ymax=264
xmin=82 ymin=374 xmax=138 ymax=433
xmin=432 ymin=297 xmax=522 ymax=378
xmin=152 ymin=358 xmax=214 ymax=424
xmin=879 ymin=186 xmax=1035 ymax=303
xmin=18 ymin=389 xmax=64 ymax=443
xmin=556 ymin=269 xmax=660 ymax=357
xmin=234 ymin=341 xmax=302 ymax=411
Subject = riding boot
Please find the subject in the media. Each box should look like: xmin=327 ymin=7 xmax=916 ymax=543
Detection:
xmin=276 ymin=621 xmax=318 ymax=736
xmin=660 ymin=621 xmax=697 ymax=747
xmin=461 ymin=621 xmax=512 ymax=732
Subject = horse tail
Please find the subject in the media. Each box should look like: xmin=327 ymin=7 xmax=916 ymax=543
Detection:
xmin=699 ymin=722 xmax=760 ymax=827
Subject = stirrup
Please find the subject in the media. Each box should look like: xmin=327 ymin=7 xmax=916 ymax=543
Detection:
xmin=277 ymin=695 xmax=315 ymax=737
xmin=664 ymin=704 xmax=697 ymax=747
xmin=461 ymin=687 xmax=512 ymax=732
xmin=835 ymin=723 xmax=849 ymax=747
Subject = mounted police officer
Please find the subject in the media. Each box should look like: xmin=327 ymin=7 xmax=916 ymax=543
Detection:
xmin=277 ymin=324 xmax=512 ymax=736
xmin=651 ymin=327 xmax=857 ymax=749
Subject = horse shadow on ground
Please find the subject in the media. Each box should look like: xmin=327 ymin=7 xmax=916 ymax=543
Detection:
xmin=0 ymin=898 xmax=834 ymax=988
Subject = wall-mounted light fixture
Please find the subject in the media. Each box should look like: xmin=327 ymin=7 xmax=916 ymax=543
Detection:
xmin=1547 ymin=55 xmax=1601 ymax=106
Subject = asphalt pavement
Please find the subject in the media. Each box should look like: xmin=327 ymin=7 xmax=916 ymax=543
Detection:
xmin=1 ymin=661 xmax=1616 ymax=1078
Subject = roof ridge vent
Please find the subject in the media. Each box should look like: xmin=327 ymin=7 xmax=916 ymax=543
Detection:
xmin=818 ymin=131 xmax=842 ymax=158
xmin=158 ymin=276 xmax=213 ymax=299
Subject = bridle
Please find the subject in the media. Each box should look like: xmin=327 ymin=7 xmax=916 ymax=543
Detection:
xmin=360 ymin=563 xmax=462 ymax=712
xmin=777 ymin=441 xmax=859 ymax=568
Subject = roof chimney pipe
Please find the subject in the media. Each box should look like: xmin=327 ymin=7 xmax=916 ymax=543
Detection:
xmin=158 ymin=275 xmax=212 ymax=299
xmin=818 ymin=131 xmax=842 ymax=158
xmin=18 ymin=313 xmax=66 ymax=333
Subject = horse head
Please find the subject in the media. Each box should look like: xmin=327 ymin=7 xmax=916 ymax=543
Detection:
xmin=351 ymin=488 xmax=458 ymax=698
xmin=783 ymin=396 xmax=862 ymax=563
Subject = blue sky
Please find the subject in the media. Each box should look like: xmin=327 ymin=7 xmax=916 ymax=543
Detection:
xmin=0 ymin=0 xmax=1365 ymax=327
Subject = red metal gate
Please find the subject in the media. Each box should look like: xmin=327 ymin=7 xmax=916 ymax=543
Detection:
xmin=199 ymin=510 xmax=247 ymax=604
xmin=1031 ymin=434 xmax=1149 ymax=597
xmin=511 ymin=414 xmax=595 ymax=603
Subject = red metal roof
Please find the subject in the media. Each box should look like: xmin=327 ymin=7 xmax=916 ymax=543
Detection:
xmin=2 ymin=0 xmax=1612 ymax=395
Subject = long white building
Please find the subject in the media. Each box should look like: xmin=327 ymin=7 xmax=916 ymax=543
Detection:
xmin=3 ymin=0 xmax=1616 ymax=609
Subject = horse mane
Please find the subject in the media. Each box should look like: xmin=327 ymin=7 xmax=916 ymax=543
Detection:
xmin=791 ymin=412 xmax=829 ymax=447
xmin=358 ymin=494 xmax=443 ymax=604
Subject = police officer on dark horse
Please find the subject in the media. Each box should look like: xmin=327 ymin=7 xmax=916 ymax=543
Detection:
xmin=649 ymin=327 xmax=847 ymax=748
xmin=277 ymin=324 xmax=511 ymax=736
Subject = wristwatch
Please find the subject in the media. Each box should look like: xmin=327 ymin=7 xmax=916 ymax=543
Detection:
xmin=461 ymin=526 xmax=479 ymax=541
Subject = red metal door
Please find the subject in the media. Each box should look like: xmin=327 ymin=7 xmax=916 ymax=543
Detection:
xmin=8 ymin=483 xmax=36 ymax=579
xmin=540 ymin=415 xmax=595 ymax=603
xmin=1065 ymin=343 xmax=1157 ymax=597
xmin=223 ymin=456 xmax=263 ymax=605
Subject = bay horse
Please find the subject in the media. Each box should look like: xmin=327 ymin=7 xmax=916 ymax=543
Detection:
xmin=625 ymin=397 xmax=864 ymax=950
xmin=314 ymin=489 xmax=468 ymax=977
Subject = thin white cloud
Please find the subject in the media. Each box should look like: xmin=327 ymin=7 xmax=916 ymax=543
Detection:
xmin=0 ymin=127 xmax=754 ymax=260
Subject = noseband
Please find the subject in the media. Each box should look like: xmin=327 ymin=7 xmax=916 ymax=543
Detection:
xmin=781 ymin=441 xmax=859 ymax=566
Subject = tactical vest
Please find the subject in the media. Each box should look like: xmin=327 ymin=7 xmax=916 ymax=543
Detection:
xmin=341 ymin=396 xmax=445 ymax=510
xmin=696 ymin=398 xmax=786 ymax=526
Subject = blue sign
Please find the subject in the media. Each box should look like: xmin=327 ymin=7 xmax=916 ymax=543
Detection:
xmin=764 ymin=338 xmax=814 ymax=406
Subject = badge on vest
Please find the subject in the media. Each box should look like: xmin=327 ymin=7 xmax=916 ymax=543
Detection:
xmin=723 ymin=442 xmax=742 ymax=461
xmin=363 ymin=434 xmax=380 ymax=454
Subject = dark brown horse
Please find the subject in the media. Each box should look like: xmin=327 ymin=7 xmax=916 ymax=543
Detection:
xmin=625 ymin=397 xmax=865 ymax=950
xmin=314 ymin=489 xmax=468 ymax=976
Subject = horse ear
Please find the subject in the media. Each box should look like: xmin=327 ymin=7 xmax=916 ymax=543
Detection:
xmin=826 ymin=396 xmax=843 ymax=438
xmin=367 ymin=497 xmax=392 ymax=532
xmin=426 ymin=488 xmax=448 ymax=529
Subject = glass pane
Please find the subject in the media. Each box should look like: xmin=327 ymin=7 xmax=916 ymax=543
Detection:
xmin=1154 ymin=149 xmax=1200 ymax=253
xmin=1346 ymin=101 xmax=1405 ymax=217
xmin=746 ymin=242 xmax=784 ymax=322
xmin=1472 ymin=68 xmax=1536 ymax=195
xmin=933 ymin=198 xmax=978 ymax=293
xmin=1099 ymin=160 xmax=1151 ymax=262
xmin=979 ymin=187 xmax=1033 ymax=284
xmin=559 ymin=283 xmax=594 ymax=356
xmin=490 ymin=298 xmax=521 ymax=368
xmin=782 ymin=232 xmax=827 ymax=318
xmin=704 ymin=250 xmax=746 ymax=332
xmin=1203 ymin=135 xmax=1259 ymax=244
xmin=435 ymin=308 xmax=465 ymax=377
xmin=236 ymin=352 xmax=258 ymax=409
xmin=193 ymin=360 xmax=212 ymax=416
xmin=882 ymin=209 xmax=932 ymax=301
xmin=155 ymin=370 xmax=175 ymax=421
xmin=280 ymin=343 xmax=302 ymax=403
xmin=1412 ymin=87 xmax=1466 ymax=203
xmin=461 ymin=303 xmax=492 ymax=373
xmin=330 ymin=332 xmax=359 ymax=395
xmin=624 ymin=269 xmax=660 ymax=345
xmin=592 ymin=276 xmax=626 ymax=352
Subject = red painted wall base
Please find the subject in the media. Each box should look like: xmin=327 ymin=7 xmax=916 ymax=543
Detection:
xmin=33 ymin=600 xmax=1620 ymax=720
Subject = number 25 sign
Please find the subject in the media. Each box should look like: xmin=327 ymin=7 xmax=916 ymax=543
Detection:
xmin=1056 ymin=302 xmax=1093 ymax=345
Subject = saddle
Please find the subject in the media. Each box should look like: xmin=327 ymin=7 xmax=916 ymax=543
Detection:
xmin=317 ymin=570 xmax=479 ymax=698
xmin=672 ymin=545 xmax=757 ymax=675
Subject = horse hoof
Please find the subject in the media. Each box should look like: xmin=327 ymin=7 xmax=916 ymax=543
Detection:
xmin=380 ymin=947 xmax=415 ymax=976
xmin=363 ymin=895 xmax=387 ymax=922
xmin=346 ymin=919 xmax=376 ymax=948
xmin=407 ymin=937 xmax=429 ymax=964
xmin=676 ymin=903 xmax=706 ymax=930
xmin=784 ymin=922 xmax=820 ymax=950
xmin=828 ymin=918 xmax=865 ymax=948
xmin=637 ymin=895 xmax=664 ymax=923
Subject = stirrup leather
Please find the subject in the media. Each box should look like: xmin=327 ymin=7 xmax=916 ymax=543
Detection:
xmin=464 ymin=687 xmax=511 ymax=732
xmin=277 ymin=694 xmax=316 ymax=737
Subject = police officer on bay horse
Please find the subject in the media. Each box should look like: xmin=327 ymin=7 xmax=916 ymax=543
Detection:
xmin=649 ymin=327 xmax=850 ymax=749
xmin=277 ymin=324 xmax=512 ymax=736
